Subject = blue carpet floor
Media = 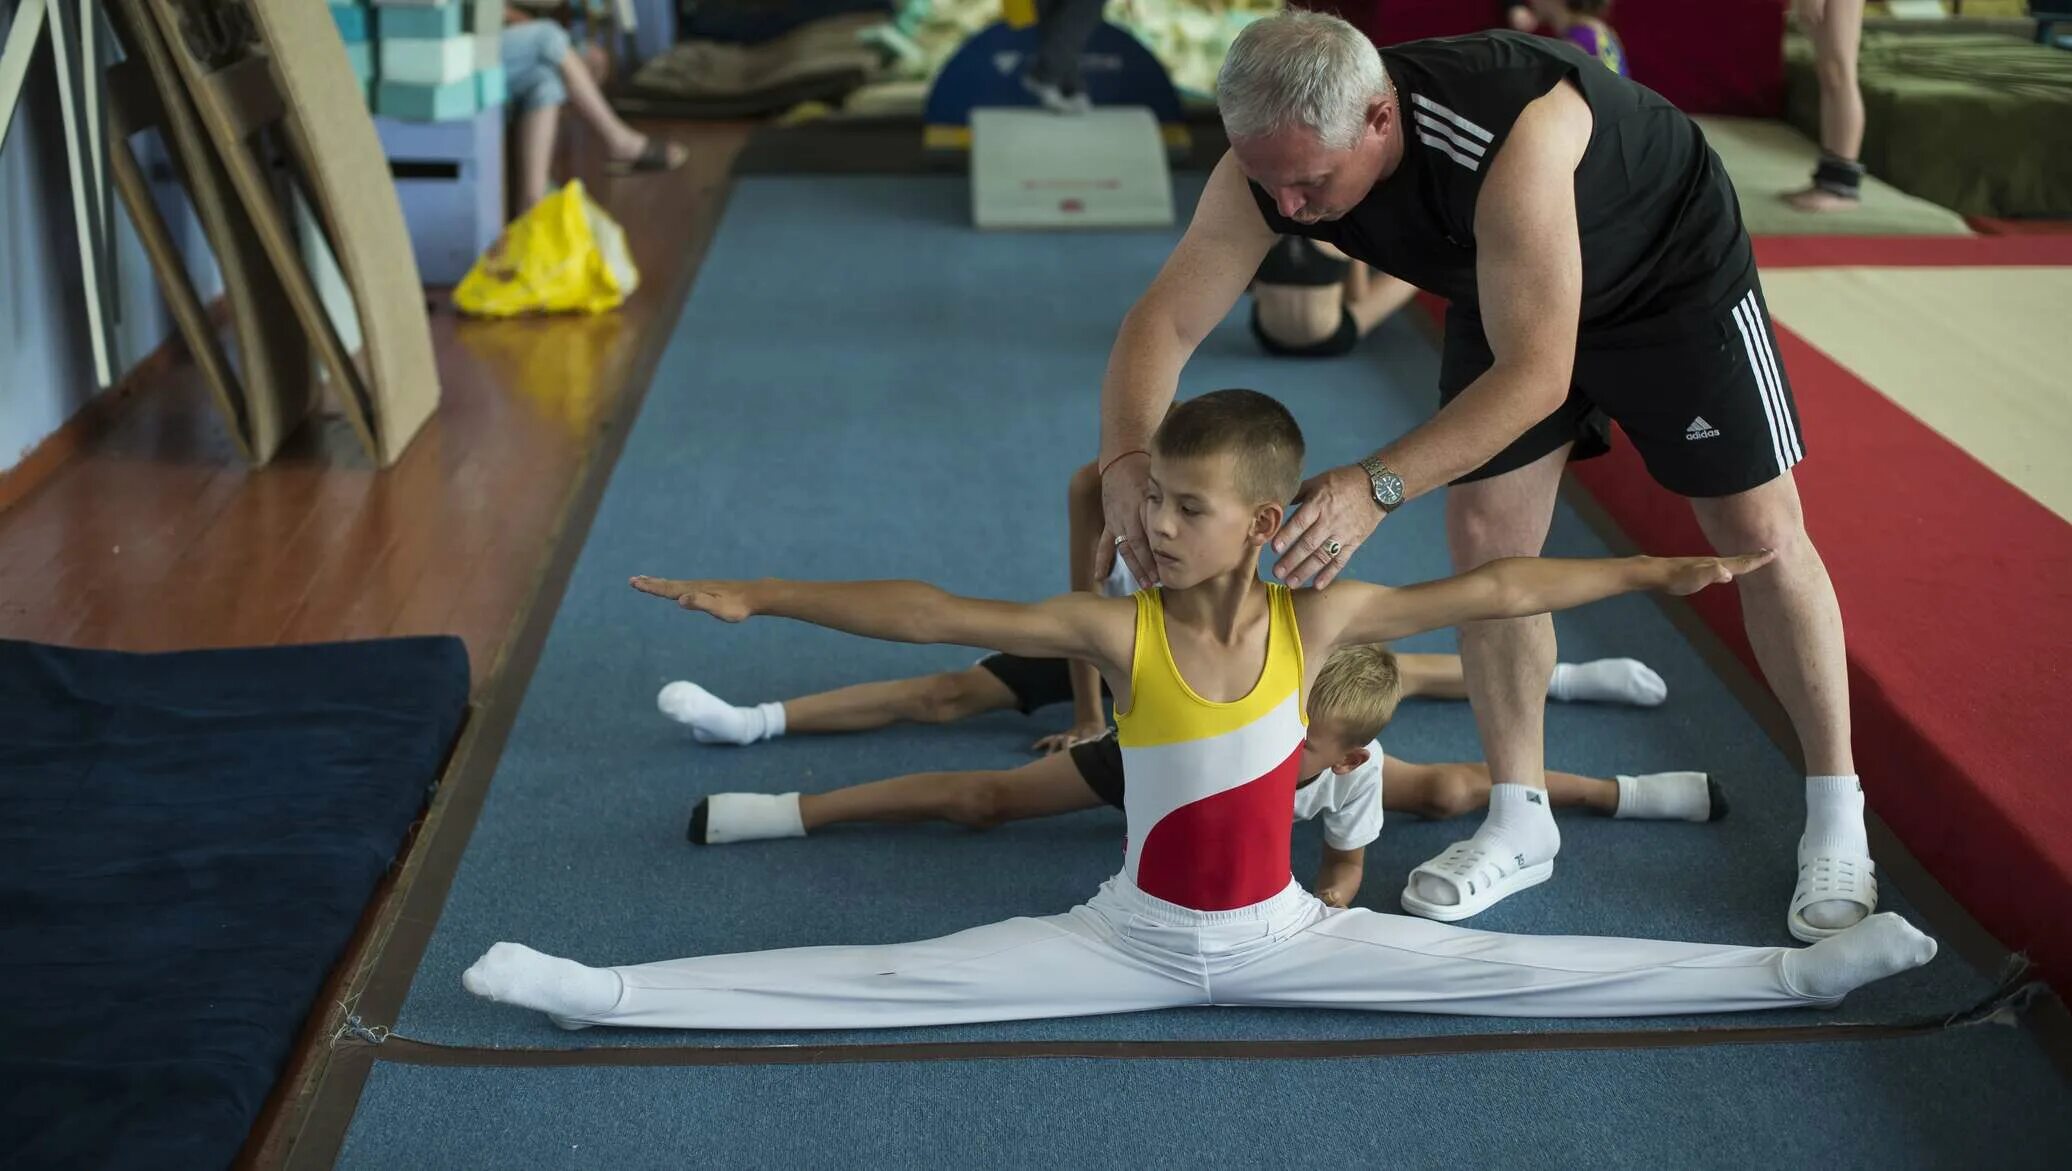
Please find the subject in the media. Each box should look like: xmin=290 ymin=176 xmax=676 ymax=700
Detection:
xmin=338 ymin=1028 xmax=2070 ymax=1169
xmin=389 ymin=175 xmax=1985 ymax=1048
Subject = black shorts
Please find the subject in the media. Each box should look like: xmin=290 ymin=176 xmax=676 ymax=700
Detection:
xmin=1068 ymin=733 xmax=1127 ymax=808
xmin=975 ymin=653 xmax=1109 ymax=715
xmin=1439 ymin=281 xmax=1805 ymax=497
xmin=1250 ymin=303 xmax=1359 ymax=358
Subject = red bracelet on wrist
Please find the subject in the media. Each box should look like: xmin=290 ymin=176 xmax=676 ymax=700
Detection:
xmin=1099 ymin=449 xmax=1148 ymax=477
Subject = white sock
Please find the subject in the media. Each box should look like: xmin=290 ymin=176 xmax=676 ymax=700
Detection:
xmin=1613 ymin=771 xmax=1722 ymax=821
xmin=1780 ymin=913 xmax=1937 ymax=1001
xmin=1799 ymin=774 xmax=1871 ymax=930
xmin=657 ymin=681 xmax=786 ymax=745
xmin=461 ymin=942 xmax=623 ymax=1024
xmin=1411 ymin=783 xmax=1560 ymax=906
xmin=1547 ymin=659 xmax=1668 ymax=706
xmin=692 ymin=792 xmax=805 ymax=845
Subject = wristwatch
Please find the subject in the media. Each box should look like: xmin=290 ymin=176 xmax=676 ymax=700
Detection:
xmin=1358 ymin=455 xmax=1406 ymax=514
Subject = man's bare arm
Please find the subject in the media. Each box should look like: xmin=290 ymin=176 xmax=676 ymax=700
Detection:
xmin=1369 ymin=85 xmax=1592 ymax=500
xmin=1101 ymin=152 xmax=1278 ymax=585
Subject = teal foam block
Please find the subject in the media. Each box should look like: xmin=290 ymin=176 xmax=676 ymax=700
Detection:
xmin=378 ymin=3 xmax=465 ymax=39
xmin=476 ymin=67 xmax=507 ymax=110
xmin=347 ymin=42 xmax=374 ymax=84
xmin=375 ymin=77 xmax=480 ymax=122
xmin=331 ymin=4 xmax=370 ymax=43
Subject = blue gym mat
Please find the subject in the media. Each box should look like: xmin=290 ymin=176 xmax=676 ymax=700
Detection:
xmin=386 ymin=175 xmax=1988 ymax=1049
xmin=337 ymin=1028 xmax=2071 ymax=1168
xmin=0 ymin=637 xmax=470 ymax=1171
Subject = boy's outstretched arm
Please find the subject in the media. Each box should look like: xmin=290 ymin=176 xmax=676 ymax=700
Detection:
xmin=630 ymin=576 xmax=1129 ymax=675
xmin=1306 ymin=551 xmax=1775 ymax=650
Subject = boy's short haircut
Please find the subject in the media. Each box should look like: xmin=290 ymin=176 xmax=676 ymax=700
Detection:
xmin=1310 ymin=643 xmax=1403 ymax=744
xmin=1152 ymin=389 xmax=1306 ymax=505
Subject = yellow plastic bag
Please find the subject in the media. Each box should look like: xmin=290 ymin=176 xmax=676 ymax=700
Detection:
xmin=454 ymin=180 xmax=640 ymax=317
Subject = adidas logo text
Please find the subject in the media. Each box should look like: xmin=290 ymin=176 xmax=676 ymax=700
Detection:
xmin=1685 ymin=416 xmax=1721 ymax=441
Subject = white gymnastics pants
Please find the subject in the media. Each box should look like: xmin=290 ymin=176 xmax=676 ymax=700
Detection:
xmin=566 ymin=873 xmax=1832 ymax=1031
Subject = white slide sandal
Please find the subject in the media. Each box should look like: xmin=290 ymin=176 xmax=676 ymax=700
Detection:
xmin=1789 ymin=850 xmax=1879 ymax=942
xmin=1399 ymin=840 xmax=1555 ymax=922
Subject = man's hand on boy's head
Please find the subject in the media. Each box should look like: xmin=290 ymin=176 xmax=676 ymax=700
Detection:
xmin=1272 ymin=463 xmax=1386 ymax=588
xmin=630 ymin=576 xmax=756 ymax=622
xmin=1655 ymin=550 xmax=1776 ymax=596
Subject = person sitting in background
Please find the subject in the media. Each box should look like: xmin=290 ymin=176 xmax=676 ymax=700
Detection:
xmin=1022 ymin=0 xmax=1105 ymax=114
xmin=1509 ymin=1 xmax=1628 ymax=77
xmin=503 ymin=14 xmax=689 ymax=209
xmin=1250 ymin=236 xmax=1417 ymax=358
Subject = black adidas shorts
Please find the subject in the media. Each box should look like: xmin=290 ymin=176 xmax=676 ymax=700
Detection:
xmin=1439 ymin=280 xmax=1806 ymax=498
xmin=976 ymin=653 xmax=1109 ymax=715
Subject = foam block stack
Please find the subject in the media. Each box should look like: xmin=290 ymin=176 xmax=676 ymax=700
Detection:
xmin=367 ymin=1 xmax=510 ymax=283
xmin=372 ymin=0 xmax=507 ymax=122
xmin=330 ymin=3 xmax=377 ymax=103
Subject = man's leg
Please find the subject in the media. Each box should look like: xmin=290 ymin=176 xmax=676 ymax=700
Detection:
xmin=658 ymin=666 xmax=1018 ymax=744
xmin=1690 ymin=472 xmax=1871 ymax=937
xmin=1402 ymin=443 xmax=1569 ymax=917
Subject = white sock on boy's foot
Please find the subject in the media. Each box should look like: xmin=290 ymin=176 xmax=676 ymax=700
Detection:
xmin=690 ymin=792 xmax=805 ymax=845
xmin=657 ymin=681 xmax=786 ymax=745
xmin=1613 ymin=771 xmax=1724 ymax=821
xmin=1410 ymin=783 xmax=1560 ymax=906
xmin=462 ymin=942 xmax=622 ymax=1022
xmin=1780 ymin=913 xmax=1936 ymax=1001
xmin=1547 ymin=659 xmax=1668 ymax=706
xmin=1800 ymin=774 xmax=1871 ymax=929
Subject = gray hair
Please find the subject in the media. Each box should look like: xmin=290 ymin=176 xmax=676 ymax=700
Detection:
xmin=1216 ymin=11 xmax=1390 ymax=151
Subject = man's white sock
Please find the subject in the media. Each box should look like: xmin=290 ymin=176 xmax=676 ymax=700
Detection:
xmin=1614 ymin=771 xmax=1724 ymax=821
xmin=1547 ymin=659 xmax=1669 ymax=706
xmin=690 ymin=792 xmax=806 ymax=845
xmin=1410 ymin=783 xmax=1560 ymax=906
xmin=657 ymin=681 xmax=786 ymax=745
xmin=1800 ymin=774 xmax=1871 ymax=929
xmin=462 ymin=942 xmax=623 ymax=1023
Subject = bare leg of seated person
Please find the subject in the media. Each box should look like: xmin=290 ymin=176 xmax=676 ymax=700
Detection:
xmin=504 ymin=20 xmax=688 ymax=208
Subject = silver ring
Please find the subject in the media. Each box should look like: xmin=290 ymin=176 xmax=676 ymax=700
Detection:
xmin=1114 ymin=535 xmax=1127 ymax=547
xmin=1323 ymin=538 xmax=1343 ymax=558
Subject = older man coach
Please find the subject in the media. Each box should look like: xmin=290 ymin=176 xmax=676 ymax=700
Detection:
xmin=1096 ymin=12 xmax=1872 ymax=941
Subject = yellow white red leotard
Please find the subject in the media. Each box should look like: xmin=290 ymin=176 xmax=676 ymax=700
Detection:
xmin=1113 ymin=583 xmax=1307 ymax=912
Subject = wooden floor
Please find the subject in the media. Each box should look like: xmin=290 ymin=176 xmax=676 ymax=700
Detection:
xmin=0 ymin=120 xmax=751 ymax=694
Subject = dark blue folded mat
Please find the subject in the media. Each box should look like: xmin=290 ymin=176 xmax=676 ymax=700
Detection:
xmin=0 ymin=637 xmax=470 ymax=1171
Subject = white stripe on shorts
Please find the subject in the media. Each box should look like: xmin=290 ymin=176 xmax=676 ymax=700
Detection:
xmin=1731 ymin=290 xmax=1799 ymax=473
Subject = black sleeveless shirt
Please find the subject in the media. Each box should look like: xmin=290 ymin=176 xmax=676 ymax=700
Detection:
xmin=1246 ymin=31 xmax=1752 ymax=333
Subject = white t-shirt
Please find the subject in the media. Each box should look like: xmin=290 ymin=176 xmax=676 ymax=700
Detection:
xmin=1104 ymin=560 xmax=1385 ymax=852
xmin=1294 ymin=741 xmax=1385 ymax=851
